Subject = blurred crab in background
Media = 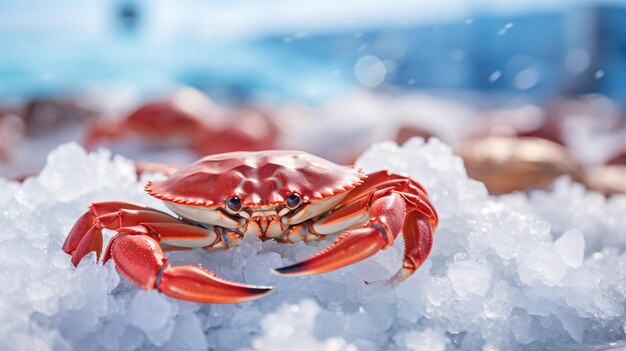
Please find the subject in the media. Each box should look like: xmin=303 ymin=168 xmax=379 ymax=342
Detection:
xmin=1 ymin=97 xmax=95 ymax=162
xmin=585 ymin=149 xmax=626 ymax=196
xmin=1 ymin=97 xmax=96 ymax=181
xmin=456 ymin=96 xmax=626 ymax=195
xmin=63 ymin=150 xmax=438 ymax=303
xmin=457 ymin=137 xmax=585 ymax=194
xmin=0 ymin=111 xmax=24 ymax=161
xmin=466 ymin=103 xmax=565 ymax=146
xmin=85 ymin=88 xmax=280 ymax=159
xmin=23 ymin=98 xmax=95 ymax=138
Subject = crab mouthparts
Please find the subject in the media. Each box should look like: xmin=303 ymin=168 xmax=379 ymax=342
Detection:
xmin=248 ymin=211 xmax=277 ymax=231
xmin=238 ymin=209 xmax=284 ymax=237
xmin=255 ymin=217 xmax=271 ymax=232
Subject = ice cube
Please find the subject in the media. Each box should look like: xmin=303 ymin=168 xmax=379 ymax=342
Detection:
xmin=447 ymin=259 xmax=492 ymax=298
xmin=555 ymin=229 xmax=585 ymax=268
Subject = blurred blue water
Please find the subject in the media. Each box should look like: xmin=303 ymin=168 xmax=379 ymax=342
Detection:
xmin=1 ymin=1 xmax=626 ymax=103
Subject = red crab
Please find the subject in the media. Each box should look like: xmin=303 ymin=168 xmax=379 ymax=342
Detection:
xmin=84 ymin=89 xmax=279 ymax=156
xmin=63 ymin=150 xmax=438 ymax=303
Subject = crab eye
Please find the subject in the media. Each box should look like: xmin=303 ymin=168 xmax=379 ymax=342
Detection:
xmin=286 ymin=193 xmax=302 ymax=209
xmin=226 ymin=196 xmax=242 ymax=212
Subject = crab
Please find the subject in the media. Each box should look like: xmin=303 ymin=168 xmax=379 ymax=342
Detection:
xmin=63 ymin=150 xmax=438 ymax=303
xmin=458 ymin=137 xmax=584 ymax=194
xmin=84 ymin=88 xmax=279 ymax=157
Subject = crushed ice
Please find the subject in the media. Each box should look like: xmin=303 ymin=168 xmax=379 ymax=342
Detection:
xmin=0 ymin=139 xmax=624 ymax=350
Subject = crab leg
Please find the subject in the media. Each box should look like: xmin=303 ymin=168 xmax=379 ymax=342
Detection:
xmin=274 ymin=190 xmax=406 ymax=275
xmin=62 ymin=202 xmax=178 ymax=266
xmin=340 ymin=170 xmax=437 ymax=224
xmin=65 ymin=203 xmax=272 ymax=303
xmin=388 ymin=210 xmax=434 ymax=283
xmin=341 ymin=170 xmax=429 ymax=203
xmin=104 ymin=226 xmax=273 ymax=303
xmin=275 ymin=186 xmax=437 ymax=284
xmin=63 ymin=202 xmax=148 ymax=254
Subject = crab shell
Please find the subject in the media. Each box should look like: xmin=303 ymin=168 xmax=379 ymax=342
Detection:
xmin=145 ymin=150 xmax=366 ymax=225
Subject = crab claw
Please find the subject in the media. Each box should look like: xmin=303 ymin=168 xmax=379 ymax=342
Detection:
xmin=273 ymin=226 xmax=387 ymax=276
xmin=63 ymin=202 xmax=156 ymax=266
xmin=159 ymin=266 xmax=274 ymax=304
xmin=274 ymin=190 xmax=435 ymax=285
xmin=62 ymin=211 xmax=97 ymax=254
xmin=109 ymin=233 xmax=273 ymax=303
xmin=63 ymin=211 xmax=105 ymax=266
xmin=275 ymin=191 xmax=406 ymax=277
xmin=70 ymin=225 xmax=104 ymax=267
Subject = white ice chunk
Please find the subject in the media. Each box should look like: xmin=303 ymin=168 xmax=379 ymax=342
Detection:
xmin=555 ymin=229 xmax=585 ymax=268
xmin=518 ymin=244 xmax=567 ymax=286
xmin=128 ymin=290 xmax=173 ymax=333
xmin=447 ymin=259 xmax=492 ymax=297
xmin=510 ymin=310 xmax=538 ymax=345
xmin=482 ymin=281 xmax=513 ymax=320
xmin=162 ymin=314 xmax=207 ymax=351
xmin=251 ymin=299 xmax=356 ymax=351
xmin=401 ymin=328 xmax=448 ymax=351
xmin=554 ymin=307 xmax=583 ymax=343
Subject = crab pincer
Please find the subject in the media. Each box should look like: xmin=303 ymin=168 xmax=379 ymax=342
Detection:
xmin=105 ymin=232 xmax=273 ymax=303
xmin=274 ymin=172 xmax=437 ymax=285
xmin=64 ymin=203 xmax=273 ymax=303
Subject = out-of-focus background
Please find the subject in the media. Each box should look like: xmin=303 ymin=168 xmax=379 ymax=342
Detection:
xmin=3 ymin=0 xmax=626 ymax=100
xmin=3 ymin=4 xmax=626 ymax=351
xmin=1 ymin=0 xmax=625 ymax=194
